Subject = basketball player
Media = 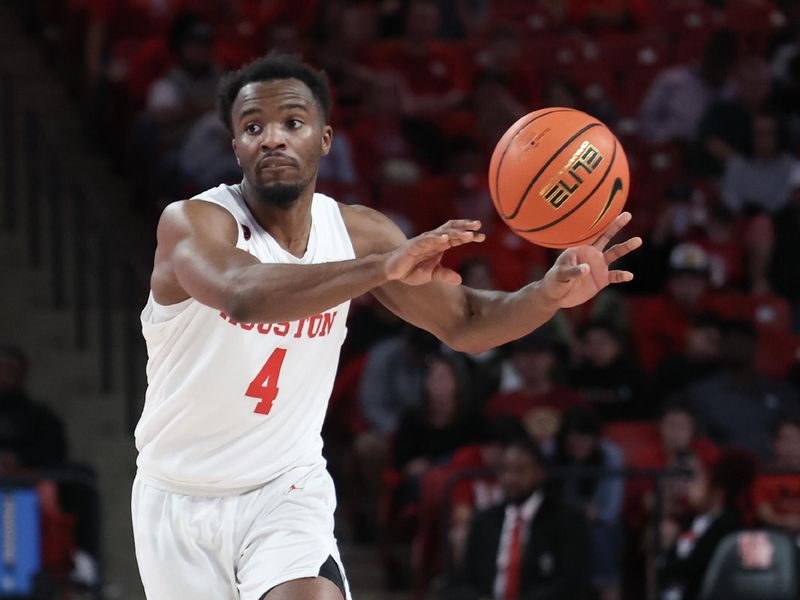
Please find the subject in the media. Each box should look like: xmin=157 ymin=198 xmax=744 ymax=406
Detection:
xmin=132 ymin=54 xmax=641 ymax=600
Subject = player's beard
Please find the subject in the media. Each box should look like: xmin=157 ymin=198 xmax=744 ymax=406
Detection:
xmin=252 ymin=181 xmax=306 ymax=209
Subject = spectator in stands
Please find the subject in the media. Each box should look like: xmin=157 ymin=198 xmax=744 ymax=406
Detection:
xmin=351 ymin=325 xmax=439 ymax=538
xmin=719 ymin=112 xmax=794 ymax=217
xmin=467 ymin=70 xmax=528 ymax=159
xmin=177 ymin=111 xmax=241 ymax=193
xmin=570 ymin=319 xmax=649 ymax=421
xmin=384 ymin=352 xmax=481 ymax=587
xmin=485 ymin=328 xmax=585 ymax=452
xmin=314 ymin=2 xmax=380 ymax=120
xmin=131 ymin=11 xmax=222 ymax=205
xmin=631 ymin=401 xmax=720 ymax=530
xmin=687 ymin=319 xmax=800 ymax=459
xmin=471 ymin=22 xmax=539 ymax=107
xmin=770 ymin=0 xmax=800 ymax=90
xmin=390 ymin=0 xmax=467 ymax=114
xmin=691 ymin=205 xmax=749 ymax=291
xmin=553 ymin=408 xmax=624 ymax=600
xmin=393 ymin=353 xmax=483 ymax=498
xmin=753 ymin=416 xmax=800 ymax=536
xmin=83 ymin=0 xmax=181 ymax=88
xmin=349 ymin=74 xmax=424 ymax=195
xmin=0 ymin=346 xmax=67 ymax=471
xmin=444 ymin=438 xmax=591 ymax=600
xmin=638 ymin=29 xmax=738 ymax=144
xmin=144 ymin=12 xmax=221 ymax=148
xmin=692 ymin=57 xmax=775 ymax=177
xmin=659 ymin=449 xmax=758 ymax=600
xmin=653 ymin=314 xmax=723 ymax=401
xmin=768 ymin=162 xmax=800 ymax=326
xmin=0 ymin=346 xmax=99 ymax=586
xmin=634 ymin=243 xmax=715 ymax=372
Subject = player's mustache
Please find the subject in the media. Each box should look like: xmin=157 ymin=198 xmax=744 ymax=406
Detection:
xmin=258 ymin=152 xmax=298 ymax=168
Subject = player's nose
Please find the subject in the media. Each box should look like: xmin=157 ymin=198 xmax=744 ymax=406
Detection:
xmin=260 ymin=124 xmax=287 ymax=150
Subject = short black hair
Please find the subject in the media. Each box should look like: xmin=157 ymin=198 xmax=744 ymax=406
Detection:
xmin=504 ymin=436 xmax=548 ymax=469
xmin=658 ymin=397 xmax=696 ymax=421
xmin=167 ymin=11 xmax=213 ymax=53
xmin=560 ymin=406 xmax=602 ymax=438
xmin=576 ymin=318 xmax=624 ymax=341
xmin=217 ymin=53 xmax=332 ymax=135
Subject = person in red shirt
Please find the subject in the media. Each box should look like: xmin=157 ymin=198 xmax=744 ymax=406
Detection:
xmin=485 ymin=329 xmax=586 ymax=451
xmin=362 ymin=0 xmax=469 ymax=118
xmin=634 ymin=243 xmax=717 ymax=372
xmin=753 ymin=416 xmax=800 ymax=535
xmin=624 ymin=402 xmax=719 ymax=598
xmin=629 ymin=402 xmax=720 ymax=527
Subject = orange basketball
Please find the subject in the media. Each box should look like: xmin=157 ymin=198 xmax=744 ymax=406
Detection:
xmin=488 ymin=107 xmax=629 ymax=248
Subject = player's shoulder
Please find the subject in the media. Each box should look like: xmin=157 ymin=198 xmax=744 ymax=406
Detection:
xmin=338 ymin=203 xmax=406 ymax=257
xmin=157 ymin=198 xmax=238 ymax=243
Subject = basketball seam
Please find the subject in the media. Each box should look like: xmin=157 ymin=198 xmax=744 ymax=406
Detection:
xmin=511 ymin=138 xmax=618 ymax=234
xmin=493 ymin=109 xmax=575 ymax=216
xmin=504 ymin=122 xmax=603 ymax=220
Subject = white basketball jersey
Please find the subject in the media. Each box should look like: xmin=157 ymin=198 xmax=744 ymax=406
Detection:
xmin=135 ymin=184 xmax=355 ymax=495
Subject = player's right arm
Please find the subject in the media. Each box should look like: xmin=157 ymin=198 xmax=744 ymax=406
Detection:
xmin=150 ymin=200 xmax=480 ymax=323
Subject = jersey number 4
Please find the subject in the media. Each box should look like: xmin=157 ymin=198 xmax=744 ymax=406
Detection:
xmin=246 ymin=348 xmax=287 ymax=415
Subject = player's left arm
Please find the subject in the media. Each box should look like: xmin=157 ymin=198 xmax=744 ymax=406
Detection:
xmin=352 ymin=207 xmax=641 ymax=354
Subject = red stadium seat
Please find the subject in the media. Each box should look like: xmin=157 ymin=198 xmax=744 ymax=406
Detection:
xmin=755 ymin=332 xmax=800 ymax=380
xmin=603 ymin=420 xmax=660 ymax=465
xmin=708 ymin=293 xmax=792 ymax=335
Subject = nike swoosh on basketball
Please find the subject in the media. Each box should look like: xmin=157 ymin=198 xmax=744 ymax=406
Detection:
xmin=590 ymin=178 xmax=623 ymax=229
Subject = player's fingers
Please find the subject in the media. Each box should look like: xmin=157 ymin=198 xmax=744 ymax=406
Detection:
xmin=432 ymin=264 xmax=462 ymax=285
xmin=439 ymin=219 xmax=483 ymax=232
xmin=554 ymin=263 xmax=589 ymax=282
xmin=407 ymin=233 xmax=452 ymax=257
xmin=591 ymin=211 xmax=632 ymax=251
xmin=604 ymin=236 xmax=642 ymax=264
xmin=608 ymin=270 xmax=634 ymax=284
xmin=446 ymin=230 xmax=486 ymax=246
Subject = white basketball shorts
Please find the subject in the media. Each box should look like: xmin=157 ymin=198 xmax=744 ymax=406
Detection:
xmin=131 ymin=463 xmax=351 ymax=600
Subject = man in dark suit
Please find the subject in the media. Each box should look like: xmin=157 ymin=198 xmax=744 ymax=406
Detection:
xmin=444 ymin=438 xmax=591 ymax=600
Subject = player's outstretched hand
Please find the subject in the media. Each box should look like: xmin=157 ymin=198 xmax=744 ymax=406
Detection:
xmin=385 ymin=219 xmax=485 ymax=286
xmin=540 ymin=212 xmax=642 ymax=308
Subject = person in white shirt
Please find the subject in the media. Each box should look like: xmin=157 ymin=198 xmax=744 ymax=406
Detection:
xmin=132 ymin=53 xmax=640 ymax=600
xmin=446 ymin=439 xmax=591 ymax=600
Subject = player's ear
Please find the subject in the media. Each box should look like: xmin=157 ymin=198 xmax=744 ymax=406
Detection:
xmin=231 ymin=139 xmax=241 ymax=165
xmin=321 ymin=125 xmax=332 ymax=157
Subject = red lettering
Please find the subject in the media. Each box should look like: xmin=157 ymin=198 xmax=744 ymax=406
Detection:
xmin=321 ymin=311 xmax=337 ymax=336
xmin=220 ymin=311 xmax=238 ymax=325
xmin=239 ymin=322 xmax=255 ymax=331
xmin=246 ymin=348 xmax=287 ymax=415
xmin=293 ymin=318 xmax=307 ymax=338
xmin=308 ymin=314 xmax=323 ymax=338
xmin=273 ymin=322 xmax=289 ymax=336
xmin=257 ymin=323 xmax=272 ymax=334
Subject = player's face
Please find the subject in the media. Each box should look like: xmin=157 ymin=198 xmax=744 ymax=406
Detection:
xmin=231 ymin=79 xmax=331 ymax=208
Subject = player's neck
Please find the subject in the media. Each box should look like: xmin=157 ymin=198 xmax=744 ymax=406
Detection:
xmin=241 ymin=183 xmax=314 ymax=258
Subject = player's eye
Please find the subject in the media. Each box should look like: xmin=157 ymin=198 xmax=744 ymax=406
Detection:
xmin=286 ymin=119 xmax=303 ymax=130
xmin=245 ymin=123 xmax=262 ymax=135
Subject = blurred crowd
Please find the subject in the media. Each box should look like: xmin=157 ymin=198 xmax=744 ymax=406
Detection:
xmin=21 ymin=0 xmax=800 ymax=598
